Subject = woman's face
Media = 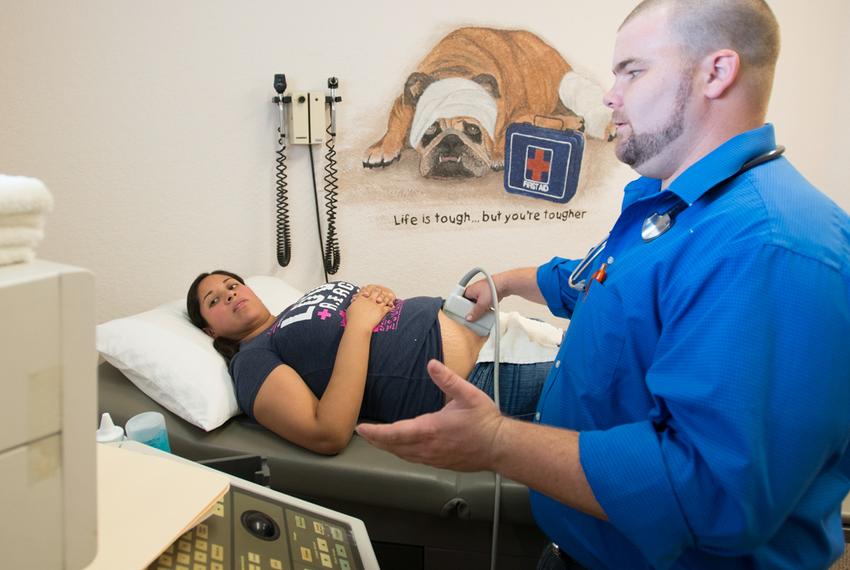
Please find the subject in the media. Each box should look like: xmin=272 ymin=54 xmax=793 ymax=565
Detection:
xmin=197 ymin=274 xmax=270 ymax=340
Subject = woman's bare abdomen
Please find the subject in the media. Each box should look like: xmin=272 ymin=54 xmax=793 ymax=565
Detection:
xmin=437 ymin=311 xmax=488 ymax=379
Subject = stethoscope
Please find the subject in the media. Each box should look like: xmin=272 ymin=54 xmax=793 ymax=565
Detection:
xmin=568 ymin=145 xmax=785 ymax=292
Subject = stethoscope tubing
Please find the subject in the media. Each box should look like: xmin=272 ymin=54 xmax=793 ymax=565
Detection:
xmin=568 ymin=146 xmax=785 ymax=292
xmin=568 ymin=235 xmax=609 ymax=292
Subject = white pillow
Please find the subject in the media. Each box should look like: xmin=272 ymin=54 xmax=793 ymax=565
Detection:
xmin=96 ymin=275 xmax=304 ymax=431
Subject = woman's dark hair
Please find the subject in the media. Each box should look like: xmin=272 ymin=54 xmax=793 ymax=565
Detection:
xmin=187 ymin=270 xmax=245 ymax=364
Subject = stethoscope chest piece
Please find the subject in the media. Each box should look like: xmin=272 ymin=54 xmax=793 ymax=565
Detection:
xmin=641 ymin=211 xmax=673 ymax=242
xmin=639 ymin=145 xmax=785 ymax=244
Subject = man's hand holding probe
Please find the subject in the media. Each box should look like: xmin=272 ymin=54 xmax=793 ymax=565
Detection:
xmin=462 ymin=267 xmax=546 ymax=323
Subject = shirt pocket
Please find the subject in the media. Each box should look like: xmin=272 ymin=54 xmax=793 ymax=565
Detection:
xmin=562 ymin=281 xmax=627 ymax=401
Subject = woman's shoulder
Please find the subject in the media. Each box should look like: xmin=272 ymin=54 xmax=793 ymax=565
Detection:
xmin=229 ymin=341 xmax=283 ymax=377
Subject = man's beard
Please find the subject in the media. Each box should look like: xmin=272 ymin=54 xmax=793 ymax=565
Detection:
xmin=616 ymin=75 xmax=692 ymax=168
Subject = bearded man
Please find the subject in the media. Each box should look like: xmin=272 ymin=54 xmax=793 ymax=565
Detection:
xmin=359 ymin=1 xmax=850 ymax=568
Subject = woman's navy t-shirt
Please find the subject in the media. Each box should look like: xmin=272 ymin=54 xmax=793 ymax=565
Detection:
xmin=229 ymin=281 xmax=445 ymax=422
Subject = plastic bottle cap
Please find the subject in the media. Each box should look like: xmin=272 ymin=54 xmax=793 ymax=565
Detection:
xmin=96 ymin=412 xmax=125 ymax=443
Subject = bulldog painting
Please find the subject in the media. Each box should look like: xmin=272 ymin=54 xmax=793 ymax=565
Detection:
xmin=363 ymin=26 xmax=613 ymax=178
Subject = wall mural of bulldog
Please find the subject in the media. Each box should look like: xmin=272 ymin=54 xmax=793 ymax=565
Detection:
xmin=363 ymin=26 xmax=615 ymax=179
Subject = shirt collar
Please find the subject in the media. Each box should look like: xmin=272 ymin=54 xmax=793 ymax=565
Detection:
xmin=622 ymin=124 xmax=777 ymax=207
xmin=668 ymin=124 xmax=777 ymax=205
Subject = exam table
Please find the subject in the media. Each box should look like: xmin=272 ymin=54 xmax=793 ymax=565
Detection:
xmin=98 ymin=361 xmax=547 ymax=569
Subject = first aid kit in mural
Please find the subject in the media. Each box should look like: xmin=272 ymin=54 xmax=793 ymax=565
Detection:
xmin=503 ymin=123 xmax=584 ymax=203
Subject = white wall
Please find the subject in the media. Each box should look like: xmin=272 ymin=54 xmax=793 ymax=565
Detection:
xmin=1 ymin=0 xmax=847 ymax=323
xmin=768 ymin=1 xmax=850 ymax=212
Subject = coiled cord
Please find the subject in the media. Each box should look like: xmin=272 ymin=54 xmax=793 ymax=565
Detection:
xmin=322 ymin=123 xmax=341 ymax=275
xmin=274 ymin=128 xmax=291 ymax=267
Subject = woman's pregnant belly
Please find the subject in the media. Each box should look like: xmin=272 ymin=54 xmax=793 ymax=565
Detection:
xmin=437 ymin=311 xmax=488 ymax=379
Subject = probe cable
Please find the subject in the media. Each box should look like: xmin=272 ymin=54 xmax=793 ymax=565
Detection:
xmin=455 ymin=268 xmax=502 ymax=570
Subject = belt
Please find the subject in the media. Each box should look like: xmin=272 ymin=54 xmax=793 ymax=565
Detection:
xmin=551 ymin=543 xmax=584 ymax=568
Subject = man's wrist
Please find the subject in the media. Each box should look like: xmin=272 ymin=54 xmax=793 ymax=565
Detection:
xmin=488 ymin=415 xmax=514 ymax=472
xmin=494 ymin=271 xmax=513 ymax=300
xmin=497 ymin=267 xmax=538 ymax=302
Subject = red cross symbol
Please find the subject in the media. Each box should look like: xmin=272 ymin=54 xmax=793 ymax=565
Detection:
xmin=317 ymin=308 xmax=332 ymax=320
xmin=526 ymin=148 xmax=550 ymax=181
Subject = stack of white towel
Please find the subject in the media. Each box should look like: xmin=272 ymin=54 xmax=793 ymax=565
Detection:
xmin=0 ymin=174 xmax=54 ymax=266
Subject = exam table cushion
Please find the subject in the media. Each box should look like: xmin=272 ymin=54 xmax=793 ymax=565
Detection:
xmin=97 ymin=360 xmax=536 ymax=525
xmin=96 ymin=276 xmax=303 ymax=431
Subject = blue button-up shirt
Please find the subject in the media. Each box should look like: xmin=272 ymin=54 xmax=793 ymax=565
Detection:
xmin=533 ymin=125 xmax=850 ymax=569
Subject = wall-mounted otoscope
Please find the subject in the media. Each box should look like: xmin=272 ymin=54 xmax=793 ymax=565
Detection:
xmin=272 ymin=74 xmax=292 ymax=267
xmin=326 ymin=77 xmax=341 ymax=136
xmin=320 ymin=76 xmax=342 ymax=276
xmin=269 ymin=73 xmax=343 ymax=279
xmin=273 ymin=74 xmax=291 ymax=139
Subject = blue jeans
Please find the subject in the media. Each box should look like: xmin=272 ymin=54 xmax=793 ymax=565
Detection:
xmin=467 ymin=361 xmax=552 ymax=419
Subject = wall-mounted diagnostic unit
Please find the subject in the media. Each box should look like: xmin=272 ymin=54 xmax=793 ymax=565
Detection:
xmin=271 ymin=74 xmax=342 ymax=280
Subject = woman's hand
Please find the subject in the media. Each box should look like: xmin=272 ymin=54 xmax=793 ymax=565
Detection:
xmin=255 ymin=284 xmax=398 ymax=455
xmin=347 ymin=289 xmax=393 ymax=332
xmin=357 ymin=284 xmax=396 ymax=307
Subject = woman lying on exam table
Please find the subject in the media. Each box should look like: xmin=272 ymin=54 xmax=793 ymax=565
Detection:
xmin=187 ymin=270 xmax=557 ymax=455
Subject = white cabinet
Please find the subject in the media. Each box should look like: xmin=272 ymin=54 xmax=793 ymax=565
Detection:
xmin=0 ymin=260 xmax=97 ymax=569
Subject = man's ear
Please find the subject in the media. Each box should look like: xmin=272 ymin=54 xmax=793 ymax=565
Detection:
xmin=204 ymin=327 xmax=216 ymax=338
xmin=701 ymin=49 xmax=740 ymax=99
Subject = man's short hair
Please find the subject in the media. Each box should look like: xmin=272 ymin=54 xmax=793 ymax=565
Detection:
xmin=622 ymin=0 xmax=780 ymax=82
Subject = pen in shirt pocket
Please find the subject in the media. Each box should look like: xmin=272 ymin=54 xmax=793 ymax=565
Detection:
xmin=584 ymin=263 xmax=608 ymax=299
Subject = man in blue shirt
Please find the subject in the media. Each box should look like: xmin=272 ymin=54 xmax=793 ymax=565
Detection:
xmin=358 ymin=0 xmax=850 ymax=567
